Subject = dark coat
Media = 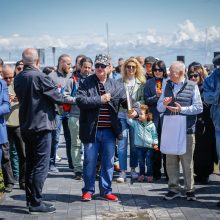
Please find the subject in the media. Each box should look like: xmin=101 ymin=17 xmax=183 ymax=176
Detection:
xmin=144 ymin=77 xmax=162 ymax=129
xmin=14 ymin=65 xmax=68 ymax=132
xmin=76 ymin=74 xmax=139 ymax=143
xmin=194 ymin=84 xmax=218 ymax=177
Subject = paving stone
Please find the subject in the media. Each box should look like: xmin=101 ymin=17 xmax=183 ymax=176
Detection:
xmin=1 ymin=142 xmax=220 ymax=220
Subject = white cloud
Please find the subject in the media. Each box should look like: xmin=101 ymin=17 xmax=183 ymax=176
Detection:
xmin=0 ymin=19 xmax=220 ymax=65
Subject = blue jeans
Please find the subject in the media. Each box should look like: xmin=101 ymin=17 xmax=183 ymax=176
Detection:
xmin=215 ymin=131 xmax=220 ymax=166
xmin=137 ymin=147 xmax=154 ymax=176
xmin=82 ymin=128 xmax=115 ymax=196
xmin=50 ymin=115 xmax=72 ymax=167
xmin=0 ymin=144 xmax=2 ymax=168
xmin=117 ymin=118 xmax=137 ymax=171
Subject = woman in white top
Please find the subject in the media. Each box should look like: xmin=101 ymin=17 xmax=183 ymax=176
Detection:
xmin=116 ymin=57 xmax=146 ymax=183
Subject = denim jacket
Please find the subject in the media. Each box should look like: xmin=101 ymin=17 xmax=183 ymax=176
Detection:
xmin=127 ymin=118 xmax=158 ymax=149
xmin=0 ymin=80 xmax=10 ymax=144
xmin=203 ymin=68 xmax=220 ymax=131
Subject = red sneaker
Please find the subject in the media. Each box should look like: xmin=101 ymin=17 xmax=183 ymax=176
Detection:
xmin=81 ymin=192 xmax=92 ymax=201
xmin=104 ymin=194 xmax=118 ymax=201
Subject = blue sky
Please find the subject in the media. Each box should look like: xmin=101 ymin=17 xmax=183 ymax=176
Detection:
xmin=1 ymin=0 xmax=220 ymax=66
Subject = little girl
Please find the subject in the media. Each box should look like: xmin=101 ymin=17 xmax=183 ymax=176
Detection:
xmin=127 ymin=104 xmax=158 ymax=182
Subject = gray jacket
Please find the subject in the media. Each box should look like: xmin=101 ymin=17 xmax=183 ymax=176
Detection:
xmin=64 ymin=73 xmax=89 ymax=117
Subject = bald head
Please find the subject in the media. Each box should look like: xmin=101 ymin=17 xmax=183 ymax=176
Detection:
xmin=22 ymin=48 xmax=39 ymax=67
xmin=169 ymin=61 xmax=186 ymax=83
xmin=2 ymin=65 xmax=14 ymax=86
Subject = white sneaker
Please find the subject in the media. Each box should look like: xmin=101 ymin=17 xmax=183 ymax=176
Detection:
xmin=55 ymin=154 xmax=62 ymax=162
xmin=116 ymin=172 xmax=126 ymax=183
xmin=130 ymin=170 xmax=138 ymax=179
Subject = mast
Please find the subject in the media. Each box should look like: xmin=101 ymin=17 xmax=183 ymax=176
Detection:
xmin=106 ymin=23 xmax=110 ymax=55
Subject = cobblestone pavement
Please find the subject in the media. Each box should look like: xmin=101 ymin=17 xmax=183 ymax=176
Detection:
xmin=1 ymin=145 xmax=220 ymax=220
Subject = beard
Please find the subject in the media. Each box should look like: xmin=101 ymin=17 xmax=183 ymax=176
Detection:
xmin=62 ymin=67 xmax=69 ymax=74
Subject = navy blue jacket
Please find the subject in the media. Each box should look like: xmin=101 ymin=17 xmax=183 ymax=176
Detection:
xmin=76 ymin=74 xmax=139 ymax=143
xmin=144 ymin=77 xmax=162 ymax=129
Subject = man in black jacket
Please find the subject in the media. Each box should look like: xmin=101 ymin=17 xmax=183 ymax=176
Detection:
xmin=76 ymin=54 xmax=139 ymax=202
xmin=14 ymin=48 xmax=74 ymax=214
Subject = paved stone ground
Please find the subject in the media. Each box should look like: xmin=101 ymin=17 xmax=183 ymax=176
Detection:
xmin=1 ymin=145 xmax=220 ymax=219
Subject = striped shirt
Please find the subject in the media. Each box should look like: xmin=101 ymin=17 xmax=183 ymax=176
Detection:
xmin=97 ymin=82 xmax=112 ymax=128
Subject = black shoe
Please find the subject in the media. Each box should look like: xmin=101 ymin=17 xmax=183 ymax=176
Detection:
xmin=164 ymin=191 xmax=181 ymax=200
xmin=19 ymin=183 xmax=25 ymax=190
xmin=153 ymin=175 xmax=161 ymax=181
xmin=194 ymin=176 xmax=209 ymax=185
xmin=186 ymin=192 xmax=196 ymax=201
xmin=69 ymin=164 xmax=74 ymax=170
xmin=4 ymin=184 xmax=13 ymax=193
xmin=75 ymin=172 xmax=82 ymax=180
xmin=27 ymin=201 xmax=54 ymax=208
xmin=29 ymin=203 xmax=56 ymax=214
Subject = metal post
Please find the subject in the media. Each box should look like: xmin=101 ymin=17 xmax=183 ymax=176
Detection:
xmin=106 ymin=23 xmax=110 ymax=55
xmin=52 ymin=47 xmax=56 ymax=67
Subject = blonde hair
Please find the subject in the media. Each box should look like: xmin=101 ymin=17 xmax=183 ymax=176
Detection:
xmin=122 ymin=57 xmax=146 ymax=84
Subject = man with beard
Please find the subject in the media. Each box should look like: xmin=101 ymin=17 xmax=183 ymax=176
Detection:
xmin=49 ymin=54 xmax=72 ymax=173
xmin=64 ymin=57 xmax=93 ymax=180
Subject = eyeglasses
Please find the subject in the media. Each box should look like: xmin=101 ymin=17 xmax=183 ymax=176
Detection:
xmin=95 ymin=63 xmax=107 ymax=69
xmin=126 ymin=65 xmax=136 ymax=70
xmin=4 ymin=77 xmax=13 ymax=80
xmin=189 ymin=73 xmax=199 ymax=79
xmin=153 ymin=68 xmax=163 ymax=72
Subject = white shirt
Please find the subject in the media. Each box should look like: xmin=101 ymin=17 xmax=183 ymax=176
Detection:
xmin=157 ymin=78 xmax=203 ymax=115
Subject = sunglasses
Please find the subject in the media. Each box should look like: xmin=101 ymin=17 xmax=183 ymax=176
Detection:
xmin=16 ymin=66 xmax=23 ymax=71
xmin=4 ymin=77 xmax=13 ymax=80
xmin=95 ymin=63 xmax=107 ymax=69
xmin=126 ymin=65 xmax=136 ymax=70
xmin=153 ymin=68 xmax=163 ymax=72
xmin=189 ymin=73 xmax=199 ymax=79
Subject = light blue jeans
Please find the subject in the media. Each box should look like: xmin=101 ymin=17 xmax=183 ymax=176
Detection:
xmin=117 ymin=118 xmax=137 ymax=171
xmin=82 ymin=128 xmax=116 ymax=196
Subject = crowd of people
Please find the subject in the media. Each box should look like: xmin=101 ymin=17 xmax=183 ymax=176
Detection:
xmin=0 ymin=49 xmax=220 ymax=214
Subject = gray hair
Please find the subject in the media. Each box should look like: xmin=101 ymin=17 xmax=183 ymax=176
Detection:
xmin=2 ymin=64 xmax=13 ymax=76
xmin=22 ymin=48 xmax=39 ymax=65
xmin=170 ymin=61 xmax=185 ymax=73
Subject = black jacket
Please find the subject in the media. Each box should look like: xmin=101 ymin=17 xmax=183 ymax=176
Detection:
xmin=76 ymin=74 xmax=139 ymax=143
xmin=14 ymin=65 xmax=72 ymax=132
